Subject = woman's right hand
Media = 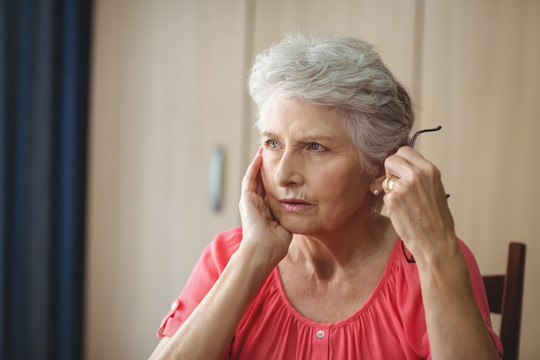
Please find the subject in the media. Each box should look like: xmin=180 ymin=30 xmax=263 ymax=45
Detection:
xmin=150 ymin=149 xmax=292 ymax=360
xmin=238 ymin=148 xmax=292 ymax=268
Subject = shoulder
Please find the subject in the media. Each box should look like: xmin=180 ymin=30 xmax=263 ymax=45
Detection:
xmin=210 ymin=226 xmax=243 ymax=250
xmin=453 ymin=237 xmax=484 ymax=287
xmin=391 ymin=237 xmax=488 ymax=316
xmin=454 ymin=238 xmax=487 ymax=299
xmin=456 ymin=238 xmax=479 ymax=268
xmin=199 ymin=226 xmax=243 ymax=273
xmin=156 ymin=226 xmax=244 ymax=338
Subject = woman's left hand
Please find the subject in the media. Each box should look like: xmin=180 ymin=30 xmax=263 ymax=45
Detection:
xmin=384 ymin=147 xmax=500 ymax=360
xmin=382 ymin=146 xmax=456 ymax=261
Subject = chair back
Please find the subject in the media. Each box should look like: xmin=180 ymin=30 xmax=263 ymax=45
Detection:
xmin=482 ymin=242 xmax=526 ymax=360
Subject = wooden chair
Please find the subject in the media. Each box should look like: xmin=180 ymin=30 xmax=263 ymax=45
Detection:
xmin=482 ymin=242 xmax=526 ymax=360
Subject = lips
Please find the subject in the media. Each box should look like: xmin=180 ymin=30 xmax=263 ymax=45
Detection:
xmin=279 ymin=198 xmax=312 ymax=211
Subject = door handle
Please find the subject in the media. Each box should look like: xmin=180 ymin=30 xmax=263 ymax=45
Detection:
xmin=209 ymin=146 xmax=224 ymax=212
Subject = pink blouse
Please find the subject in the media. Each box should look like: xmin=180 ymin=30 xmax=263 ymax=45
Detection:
xmin=157 ymin=226 xmax=503 ymax=359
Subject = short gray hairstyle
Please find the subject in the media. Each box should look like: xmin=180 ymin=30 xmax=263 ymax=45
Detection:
xmin=248 ymin=32 xmax=414 ymax=177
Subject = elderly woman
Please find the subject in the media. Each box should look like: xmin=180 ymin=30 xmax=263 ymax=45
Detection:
xmin=150 ymin=33 xmax=503 ymax=359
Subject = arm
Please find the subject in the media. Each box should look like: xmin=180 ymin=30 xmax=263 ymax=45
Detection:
xmin=415 ymin=238 xmax=499 ymax=360
xmin=383 ymin=147 xmax=499 ymax=360
xmin=150 ymin=149 xmax=292 ymax=360
xmin=149 ymin=245 xmax=277 ymax=360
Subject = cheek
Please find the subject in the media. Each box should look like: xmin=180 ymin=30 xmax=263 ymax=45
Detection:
xmin=320 ymin=164 xmax=362 ymax=188
xmin=315 ymin=167 xmax=368 ymax=203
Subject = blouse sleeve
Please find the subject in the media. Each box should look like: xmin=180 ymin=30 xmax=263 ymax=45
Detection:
xmin=156 ymin=227 xmax=243 ymax=338
xmin=458 ymin=239 xmax=505 ymax=358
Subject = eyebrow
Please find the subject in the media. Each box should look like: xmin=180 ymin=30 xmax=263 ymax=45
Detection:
xmin=261 ymin=131 xmax=336 ymax=143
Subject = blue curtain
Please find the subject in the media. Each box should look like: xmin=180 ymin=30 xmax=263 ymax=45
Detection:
xmin=0 ymin=0 xmax=92 ymax=359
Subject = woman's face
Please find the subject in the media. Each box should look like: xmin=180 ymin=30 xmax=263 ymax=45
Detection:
xmin=260 ymin=95 xmax=375 ymax=235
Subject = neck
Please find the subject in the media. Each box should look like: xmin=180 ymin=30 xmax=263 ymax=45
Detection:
xmin=286 ymin=215 xmax=395 ymax=279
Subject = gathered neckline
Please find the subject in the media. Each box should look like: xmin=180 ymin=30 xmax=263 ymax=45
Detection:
xmin=271 ymin=239 xmax=402 ymax=329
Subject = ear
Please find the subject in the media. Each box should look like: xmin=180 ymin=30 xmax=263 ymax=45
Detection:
xmin=369 ymin=165 xmax=386 ymax=195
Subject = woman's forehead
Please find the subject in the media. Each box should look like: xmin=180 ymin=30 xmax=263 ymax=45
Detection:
xmin=262 ymin=95 xmax=347 ymax=136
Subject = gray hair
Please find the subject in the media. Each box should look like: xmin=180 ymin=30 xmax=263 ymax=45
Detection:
xmin=248 ymin=32 xmax=414 ymax=177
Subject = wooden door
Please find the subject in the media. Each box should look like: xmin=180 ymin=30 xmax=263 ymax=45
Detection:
xmin=85 ymin=0 xmax=248 ymax=358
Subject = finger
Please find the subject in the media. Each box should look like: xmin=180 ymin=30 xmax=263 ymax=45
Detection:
xmin=394 ymin=147 xmax=443 ymax=187
xmin=384 ymin=145 xmax=439 ymax=181
xmin=254 ymin=168 xmax=267 ymax=199
xmin=254 ymin=148 xmax=268 ymax=199
xmin=385 ymin=146 xmax=434 ymax=175
xmin=242 ymin=148 xmax=263 ymax=195
xmin=383 ymin=152 xmax=415 ymax=180
xmin=396 ymin=146 xmax=434 ymax=170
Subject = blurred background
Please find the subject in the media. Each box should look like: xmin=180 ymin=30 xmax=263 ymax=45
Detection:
xmin=1 ymin=0 xmax=539 ymax=359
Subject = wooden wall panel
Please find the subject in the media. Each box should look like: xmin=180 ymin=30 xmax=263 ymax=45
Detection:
xmin=418 ymin=2 xmax=540 ymax=358
xmin=85 ymin=0 xmax=247 ymax=358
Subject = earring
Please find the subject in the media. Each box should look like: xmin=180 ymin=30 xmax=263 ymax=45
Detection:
xmin=373 ymin=189 xmax=380 ymax=196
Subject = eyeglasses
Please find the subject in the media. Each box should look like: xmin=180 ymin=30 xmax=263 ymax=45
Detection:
xmin=402 ymin=125 xmax=445 ymax=263
xmin=408 ymin=125 xmax=442 ymax=148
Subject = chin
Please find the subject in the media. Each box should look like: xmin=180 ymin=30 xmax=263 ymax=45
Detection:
xmin=274 ymin=215 xmax=321 ymax=235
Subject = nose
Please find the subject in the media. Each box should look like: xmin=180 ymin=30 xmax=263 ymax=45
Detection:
xmin=274 ymin=149 xmax=304 ymax=187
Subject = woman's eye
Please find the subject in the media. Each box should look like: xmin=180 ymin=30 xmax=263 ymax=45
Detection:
xmin=309 ymin=143 xmax=325 ymax=151
xmin=265 ymin=140 xmax=279 ymax=149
